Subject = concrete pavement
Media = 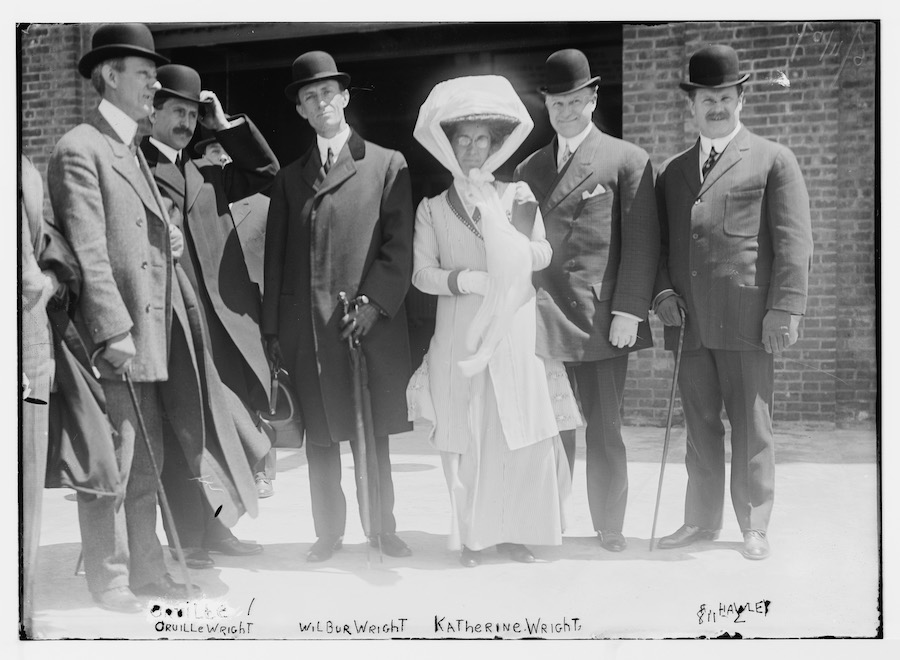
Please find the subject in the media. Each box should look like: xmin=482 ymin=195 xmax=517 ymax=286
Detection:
xmin=27 ymin=423 xmax=879 ymax=640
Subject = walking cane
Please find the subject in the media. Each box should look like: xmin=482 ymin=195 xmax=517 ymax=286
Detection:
xmin=93 ymin=349 xmax=196 ymax=597
xmin=649 ymin=307 xmax=687 ymax=552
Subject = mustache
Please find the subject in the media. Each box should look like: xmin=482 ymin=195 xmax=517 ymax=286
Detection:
xmin=173 ymin=128 xmax=193 ymax=136
xmin=706 ymin=112 xmax=730 ymax=121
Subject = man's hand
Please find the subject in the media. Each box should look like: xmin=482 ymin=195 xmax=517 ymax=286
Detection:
xmin=103 ymin=332 xmax=136 ymax=375
xmin=609 ymin=315 xmax=639 ymax=349
xmin=340 ymin=303 xmax=380 ymax=341
xmin=655 ymin=293 xmax=686 ymax=326
xmin=761 ymin=309 xmax=801 ymax=355
xmin=458 ymin=270 xmax=490 ymax=296
xmin=264 ymin=335 xmax=283 ymax=373
xmin=169 ymin=224 xmax=184 ymax=260
xmin=198 ymin=90 xmax=230 ymax=131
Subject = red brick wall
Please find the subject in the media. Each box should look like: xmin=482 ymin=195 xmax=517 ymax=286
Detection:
xmin=622 ymin=21 xmax=877 ymax=428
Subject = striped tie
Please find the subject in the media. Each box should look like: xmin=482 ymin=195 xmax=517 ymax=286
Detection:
xmin=324 ymin=147 xmax=334 ymax=174
xmin=702 ymin=146 xmax=719 ymax=181
xmin=558 ymin=143 xmax=572 ymax=172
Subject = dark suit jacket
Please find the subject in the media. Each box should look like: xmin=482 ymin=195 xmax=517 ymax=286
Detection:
xmin=231 ymin=192 xmax=270 ymax=294
xmin=262 ymin=129 xmax=414 ymax=445
xmin=515 ymin=125 xmax=659 ymax=362
xmin=654 ymin=126 xmax=813 ymax=352
xmin=142 ymin=116 xmax=278 ymax=403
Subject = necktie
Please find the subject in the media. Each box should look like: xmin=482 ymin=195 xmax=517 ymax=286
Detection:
xmin=702 ymin=146 xmax=719 ymax=181
xmin=472 ymin=207 xmax=481 ymax=224
xmin=558 ymin=142 xmax=573 ymax=172
xmin=324 ymin=147 xmax=334 ymax=174
xmin=175 ymin=152 xmax=185 ymax=174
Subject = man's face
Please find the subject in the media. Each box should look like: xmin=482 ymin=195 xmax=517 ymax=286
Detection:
xmin=203 ymin=142 xmax=232 ymax=167
xmin=545 ymin=86 xmax=597 ymax=139
xmin=151 ymin=97 xmax=199 ymax=151
xmin=690 ymin=86 xmax=743 ymax=139
xmin=295 ymin=79 xmax=349 ymax=138
xmin=105 ymin=56 xmax=160 ymax=121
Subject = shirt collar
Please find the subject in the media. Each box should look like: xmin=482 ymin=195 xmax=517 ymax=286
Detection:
xmin=558 ymin=122 xmax=594 ymax=161
xmin=148 ymin=136 xmax=181 ymax=165
xmin=98 ymin=98 xmax=139 ymax=147
xmin=316 ymin=125 xmax=351 ymax=166
xmin=699 ymin=121 xmax=742 ymax=158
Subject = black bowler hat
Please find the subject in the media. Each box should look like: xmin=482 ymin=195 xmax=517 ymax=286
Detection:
xmin=679 ymin=44 xmax=750 ymax=91
xmin=284 ymin=51 xmax=350 ymax=102
xmin=539 ymin=49 xmax=601 ymax=96
xmin=77 ymin=23 xmax=169 ymax=79
xmin=194 ymin=134 xmax=221 ymax=157
xmin=155 ymin=64 xmax=203 ymax=104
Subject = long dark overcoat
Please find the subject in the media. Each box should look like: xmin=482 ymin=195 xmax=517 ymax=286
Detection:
xmin=515 ymin=125 xmax=659 ymax=362
xmin=261 ymin=130 xmax=414 ymax=446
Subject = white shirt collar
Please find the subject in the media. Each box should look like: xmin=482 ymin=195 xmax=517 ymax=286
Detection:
xmin=557 ymin=122 xmax=594 ymax=166
xmin=98 ymin=98 xmax=139 ymax=147
xmin=699 ymin=121 xmax=742 ymax=160
xmin=316 ymin=125 xmax=351 ymax=167
xmin=148 ymin=136 xmax=181 ymax=166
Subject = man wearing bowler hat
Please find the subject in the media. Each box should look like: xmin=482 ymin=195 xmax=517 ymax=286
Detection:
xmin=262 ymin=51 xmax=414 ymax=562
xmin=141 ymin=64 xmax=279 ymax=567
xmin=47 ymin=23 xmax=197 ymax=612
xmin=515 ymin=49 xmax=659 ymax=553
xmin=653 ymin=45 xmax=813 ymax=559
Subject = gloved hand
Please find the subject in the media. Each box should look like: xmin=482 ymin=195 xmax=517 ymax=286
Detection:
xmin=264 ymin=334 xmax=283 ymax=372
xmin=609 ymin=315 xmax=639 ymax=348
xmin=103 ymin=332 xmax=136 ymax=375
xmin=761 ymin=309 xmax=800 ymax=355
xmin=655 ymin=293 xmax=686 ymax=326
xmin=458 ymin=270 xmax=490 ymax=296
xmin=340 ymin=302 xmax=381 ymax=341
xmin=169 ymin=224 xmax=184 ymax=260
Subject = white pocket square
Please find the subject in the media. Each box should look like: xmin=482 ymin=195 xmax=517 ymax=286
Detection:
xmin=582 ymin=184 xmax=606 ymax=200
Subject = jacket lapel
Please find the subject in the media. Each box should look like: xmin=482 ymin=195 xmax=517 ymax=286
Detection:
xmin=230 ymin=198 xmax=251 ymax=226
xmin=698 ymin=126 xmax=749 ymax=195
xmin=299 ymin=145 xmax=324 ymax=192
xmin=314 ymin=130 xmax=363 ymax=199
xmin=676 ymin=139 xmax=702 ymax=198
xmin=543 ymin=126 xmax=600 ymax=215
xmin=184 ymin=158 xmax=205 ymax=213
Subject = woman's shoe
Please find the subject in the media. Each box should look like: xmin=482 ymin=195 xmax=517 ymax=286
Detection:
xmin=459 ymin=546 xmax=481 ymax=568
xmin=496 ymin=542 xmax=535 ymax=563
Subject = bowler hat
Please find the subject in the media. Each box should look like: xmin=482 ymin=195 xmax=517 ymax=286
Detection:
xmin=539 ymin=49 xmax=601 ymax=96
xmin=679 ymin=44 xmax=750 ymax=91
xmin=284 ymin=51 xmax=350 ymax=102
xmin=77 ymin=23 xmax=169 ymax=79
xmin=194 ymin=134 xmax=221 ymax=157
xmin=155 ymin=64 xmax=203 ymax=104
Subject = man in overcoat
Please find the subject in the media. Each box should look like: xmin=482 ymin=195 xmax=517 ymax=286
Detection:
xmin=653 ymin=45 xmax=813 ymax=560
xmin=46 ymin=23 xmax=197 ymax=611
xmin=515 ymin=49 xmax=659 ymax=553
xmin=141 ymin=64 xmax=278 ymax=566
xmin=262 ymin=51 xmax=414 ymax=562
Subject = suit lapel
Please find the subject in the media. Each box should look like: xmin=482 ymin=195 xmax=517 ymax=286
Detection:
xmin=184 ymin=159 xmax=205 ymax=213
xmin=544 ymin=126 xmax=600 ymax=215
xmin=89 ymin=111 xmax=160 ymax=216
xmin=676 ymin=140 xmax=702 ymax=198
xmin=698 ymin=126 xmax=749 ymax=195
xmin=230 ymin=198 xmax=251 ymax=226
xmin=314 ymin=130 xmax=363 ymax=199
xmin=299 ymin=145 xmax=324 ymax=192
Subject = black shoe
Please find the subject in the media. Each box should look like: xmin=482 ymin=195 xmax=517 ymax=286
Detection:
xmin=93 ymin=586 xmax=143 ymax=613
xmin=741 ymin=530 xmax=770 ymax=560
xmin=132 ymin=574 xmax=201 ymax=599
xmin=170 ymin=547 xmax=214 ymax=569
xmin=496 ymin=543 xmax=535 ymax=563
xmin=656 ymin=524 xmax=719 ymax=549
xmin=369 ymin=533 xmax=412 ymax=558
xmin=307 ymin=535 xmax=343 ymax=562
xmin=598 ymin=530 xmax=627 ymax=552
xmin=459 ymin=546 xmax=481 ymax=568
xmin=204 ymin=536 xmax=263 ymax=556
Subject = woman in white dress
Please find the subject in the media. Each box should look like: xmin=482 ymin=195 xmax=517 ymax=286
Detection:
xmin=409 ymin=76 xmax=572 ymax=567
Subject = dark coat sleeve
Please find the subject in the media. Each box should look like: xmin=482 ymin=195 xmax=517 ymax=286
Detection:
xmin=653 ymin=160 xmax=675 ymax=297
xmin=215 ymin=115 xmax=280 ymax=203
xmin=261 ymin=169 xmax=289 ymax=336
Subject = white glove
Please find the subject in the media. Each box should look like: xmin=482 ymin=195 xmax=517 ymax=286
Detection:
xmin=457 ymin=270 xmax=490 ymax=296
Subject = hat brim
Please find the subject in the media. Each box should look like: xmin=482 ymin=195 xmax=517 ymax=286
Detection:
xmin=679 ymin=73 xmax=750 ymax=92
xmin=539 ymin=75 xmax=601 ymax=96
xmin=284 ymin=72 xmax=351 ymax=102
xmin=194 ymin=136 xmax=220 ymax=156
xmin=155 ymin=88 xmax=209 ymax=105
xmin=78 ymin=45 xmax=169 ymax=79
xmin=440 ymin=113 xmax=521 ymax=129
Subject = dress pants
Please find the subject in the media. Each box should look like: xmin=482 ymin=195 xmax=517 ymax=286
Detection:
xmin=305 ymin=435 xmax=397 ymax=540
xmin=677 ymin=347 xmax=775 ymax=532
xmin=564 ymin=355 xmax=629 ymax=534
xmin=77 ymin=381 xmax=167 ymax=595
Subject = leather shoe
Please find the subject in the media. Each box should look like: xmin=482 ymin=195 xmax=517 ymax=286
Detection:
xmin=170 ymin=547 xmax=214 ymax=569
xmin=741 ymin=530 xmax=770 ymax=560
xmin=255 ymin=472 xmax=274 ymax=499
xmin=93 ymin=586 xmax=143 ymax=614
xmin=205 ymin=536 xmax=263 ymax=556
xmin=656 ymin=524 xmax=719 ymax=549
xmin=132 ymin=574 xmax=200 ymax=599
xmin=496 ymin=543 xmax=535 ymax=563
xmin=307 ymin=535 xmax=343 ymax=562
xmin=459 ymin=546 xmax=481 ymax=568
xmin=598 ymin=530 xmax=627 ymax=552
xmin=369 ymin=533 xmax=412 ymax=557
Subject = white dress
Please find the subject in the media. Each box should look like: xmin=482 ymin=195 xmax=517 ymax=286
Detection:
xmin=410 ymin=181 xmax=572 ymax=551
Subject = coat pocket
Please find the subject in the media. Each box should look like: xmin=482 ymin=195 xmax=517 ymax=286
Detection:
xmin=724 ymin=188 xmax=764 ymax=237
xmin=738 ymin=284 xmax=767 ymax=343
xmin=590 ymin=278 xmax=617 ymax=302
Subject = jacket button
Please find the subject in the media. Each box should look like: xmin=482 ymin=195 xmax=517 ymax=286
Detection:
xmin=692 ymin=233 xmax=700 ymax=239
xmin=570 ymin=300 xmax=578 ymax=308
xmin=691 ymin=270 xmax=698 ymax=277
xmin=145 ymin=303 xmax=151 ymax=313
xmin=694 ymin=199 xmax=701 ymax=205
xmin=141 ymin=261 xmax=149 ymax=269
xmin=136 ymin=218 xmax=143 ymax=226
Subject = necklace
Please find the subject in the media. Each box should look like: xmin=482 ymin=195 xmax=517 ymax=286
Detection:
xmin=445 ymin=192 xmax=483 ymax=240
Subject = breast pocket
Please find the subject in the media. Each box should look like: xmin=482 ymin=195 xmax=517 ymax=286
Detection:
xmin=724 ymin=188 xmax=764 ymax=237
xmin=576 ymin=190 xmax=614 ymax=221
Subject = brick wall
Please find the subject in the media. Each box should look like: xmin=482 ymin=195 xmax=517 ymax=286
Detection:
xmin=622 ymin=21 xmax=877 ymax=428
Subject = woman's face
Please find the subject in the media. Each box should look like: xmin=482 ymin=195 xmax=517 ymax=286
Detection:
xmin=451 ymin=122 xmax=492 ymax=173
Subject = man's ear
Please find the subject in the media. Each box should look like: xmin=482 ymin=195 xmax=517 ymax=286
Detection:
xmin=340 ymin=88 xmax=350 ymax=108
xmin=296 ymin=102 xmax=308 ymax=120
xmin=102 ymin=63 xmax=118 ymax=90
